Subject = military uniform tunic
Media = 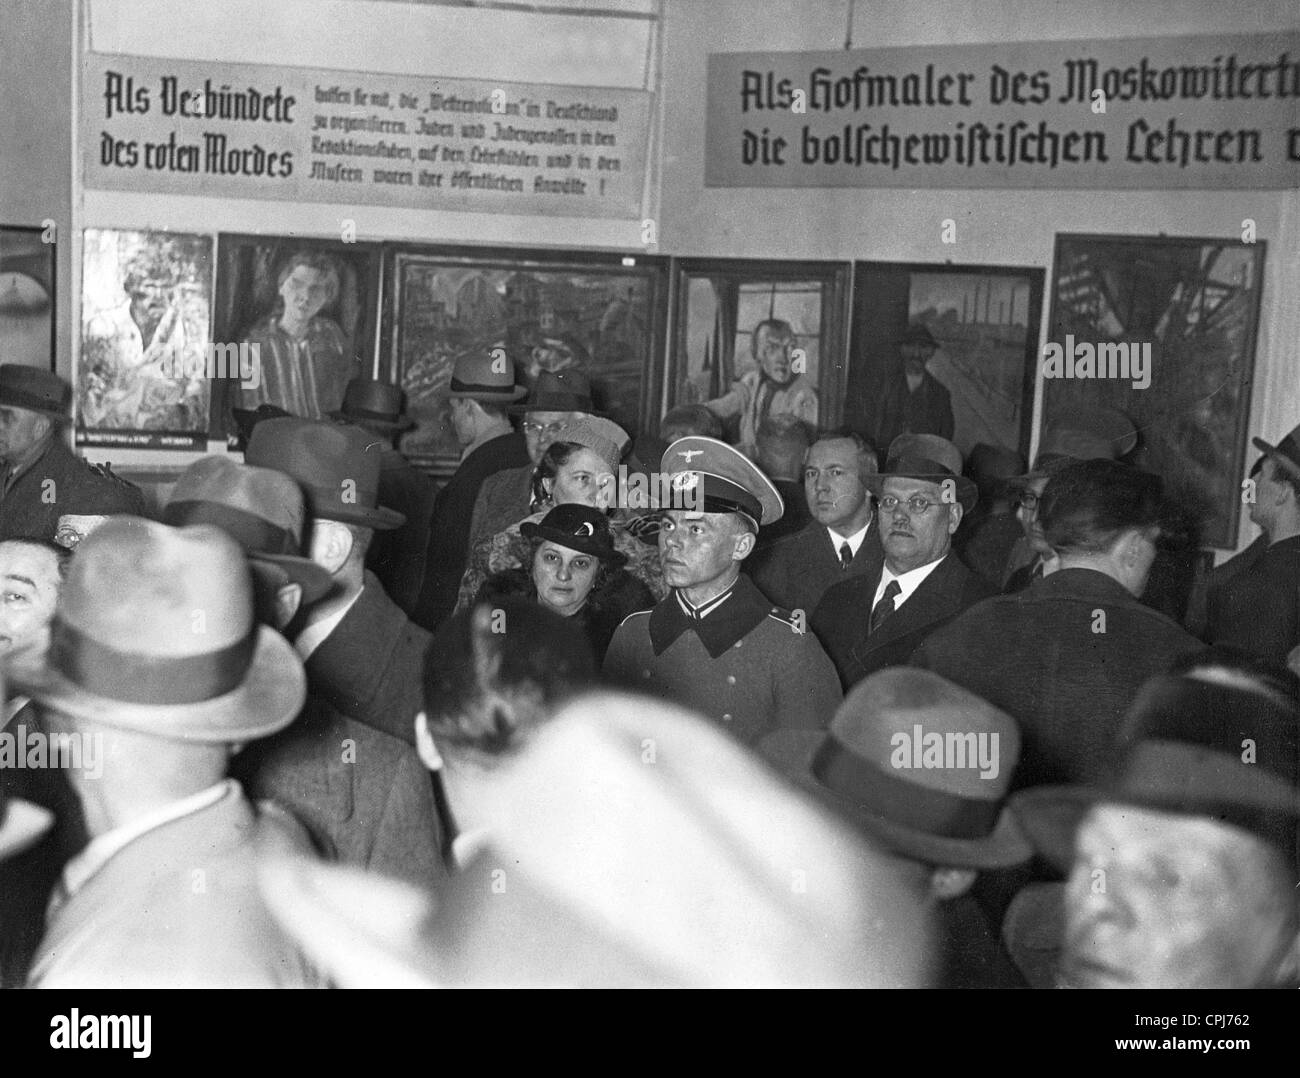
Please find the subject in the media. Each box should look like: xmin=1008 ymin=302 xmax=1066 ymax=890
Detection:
xmin=603 ymin=573 xmax=842 ymax=746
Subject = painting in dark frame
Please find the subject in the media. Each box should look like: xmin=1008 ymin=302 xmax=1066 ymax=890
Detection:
xmin=668 ymin=258 xmax=850 ymax=453
xmin=383 ymin=245 xmax=669 ymax=474
xmin=1045 ymin=233 xmax=1266 ymax=550
xmin=0 ymin=224 xmax=56 ymax=372
xmin=846 ymin=261 xmax=1045 ymax=464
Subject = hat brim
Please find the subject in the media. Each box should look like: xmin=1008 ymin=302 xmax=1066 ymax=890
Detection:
xmin=518 ymin=522 xmax=627 ymax=566
xmin=1008 ymin=786 xmax=1126 ymax=873
xmin=0 ymin=796 xmax=55 ymax=861
xmin=443 ymin=386 xmax=528 ymax=402
xmin=1252 ymin=436 xmax=1300 ymax=482
xmin=509 ymin=400 xmax=603 ymax=417
xmin=760 ymin=730 xmax=1033 ymax=870
xmin=311 ymin=504 xmax=406 ymax=531
xmin=328 ymin=410 xmax=416 ymax=433
xmin=250 ymin=554 xmax=336 ymax=608
xmin=6 ymin=625 xmax=306 ymax=744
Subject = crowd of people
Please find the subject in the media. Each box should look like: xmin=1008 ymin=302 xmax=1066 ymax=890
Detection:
xmin=0 ymin=346 xmax=1296 ymax=989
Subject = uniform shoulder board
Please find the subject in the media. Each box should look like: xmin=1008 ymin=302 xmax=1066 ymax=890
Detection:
xmin=765 ymin=605 xmax=803 ymax=628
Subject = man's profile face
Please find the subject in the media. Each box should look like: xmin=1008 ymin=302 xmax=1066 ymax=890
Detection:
xmin=659 ymin=510 xmax=749 ymax=590
xmin=1248 ymin=458 xmax=1290 ymax=532
xmin=879 ymin=477 xmax=958 ymax=573
xmin=0 ymin=541 xmax=63 ymax=659
xmin=1063 ymin=803 xmax=1296 ymax=989
xmin=0 ymin=405 xmax=50 ymax=463
xmin=1015 ymin=476 xmax=1051 ymax=555
xmin=754 ymin=325 xmax=793 ymax=383
xmin=278 ymin=264 xmax=334 ymax=327
xmin=805 ymin=439 xmax=871 ymax=531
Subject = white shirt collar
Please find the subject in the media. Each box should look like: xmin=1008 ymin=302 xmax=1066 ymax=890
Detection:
xmin=55 ymin=779 xmax=237 ymax=906
xmin=295 ymin=586 xmax=364 ymax=661
xmin=827 ymin=519 xmax=872 ymax=559
xmin=874 ymin=554 xmax=948 ymax=610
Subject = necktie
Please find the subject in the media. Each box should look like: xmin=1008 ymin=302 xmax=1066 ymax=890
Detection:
xmin=838 ymin=541 xmax=853 ymax=569
xmin=869 ymin=579 xmax=901 ymax=634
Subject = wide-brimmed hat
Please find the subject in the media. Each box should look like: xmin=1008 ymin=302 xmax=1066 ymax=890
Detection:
xmin=761 ymin=668 xmax=1031 ymax=870
xmin=520 ymin=504 xmax=626 ymax=566
xmin=7 ymin=518 xmax=306 ymax=743
xmin=511 ymin=369 xmax=600 ymax=416
xmin=660 ymin=436 xmax=784 ymax=528
xmin=442 ymin=351 xmax=526 ymax=402
xmin=1011 ymin=662 xmax=1300 ymax=873
xmin=549 ymin=416 xmax=630 ymax=477
xmin=329 ymin=379 xmax=414 ymax=432
xmin=1252 ymin=422 xmax=1300 ymax=484
xmin=897 ymin=323 xmax=940 ymax=351
xmin=0 ymin=364 xmax=71 ymax=417
xmin=0 ymin=787 xmax=54 ymax=862
xmin=164 ymin=456 xmax=334 ymax=607
xmin=245 ymin=418 xmax=405 ymax=531
xmin=869 ymin=433 xmax=978 ymax=512
xmin=1010 ymin=407 xmax=1138 ymax=488
xmin=260 ymin=692 xmax=929 ymax=987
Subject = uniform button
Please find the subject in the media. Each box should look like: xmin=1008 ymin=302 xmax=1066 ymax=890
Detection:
xmin=642 ymin=670 xmax=651 ymax=679
xmin=733 ymin=641 xmax=742 ymax=649
xmin=726 ymin=675 xmax=737 ymax=685
xmin=722 ymin=713 xmax=732 ymax=722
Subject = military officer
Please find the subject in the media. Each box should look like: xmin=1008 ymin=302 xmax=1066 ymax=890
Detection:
xmin=603 ymin=437 xmax=841 ymax=746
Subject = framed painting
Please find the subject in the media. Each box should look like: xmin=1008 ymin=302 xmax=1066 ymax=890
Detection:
xmin=846 ymin=262 xmax=1045 ymax=462
xmin=212 ymin=234 xmax=383 ymax=443
xmin=667 ymin=258 xmax=850 ymax=451
xmin=383 ymin=246 xmax=669 ymax=473
xmin=78 ymin=228 xmax=214 ymax=450
xmin=0 ymin=224 xmax=55 ymax=371
xmin=1045 ymin=233 xmax=1266 ymax=549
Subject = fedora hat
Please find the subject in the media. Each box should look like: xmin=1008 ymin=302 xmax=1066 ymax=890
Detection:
xmin=442 ymin=351 xmax=526 ymax=402
xmin=870 ymin=433 xmax=978 ymax=512
xmin=1010 ymin=406 xmax=1137 ymax=487
xmin=0 ymin=364 xmax=71 ymax=418
xmin=1252 ymin=421 xmax=1300 ymax=484
xmin=164 ymin=456 xmax=334 ymax=607
xmin=520 ymin=504 xmax=626 ymax=566
xmin=761 ymin=668 xmax=1032 ymax=870
xmin=329 ymin=378 xmax=414 ymax=432
xmin=245 ymin=418 xmax=405 ymax=531
xmin=1011 ymin=659 xmax=1300 ymax=873
xmin=7 ymin=518 xmax=306 ymax=743
xmin=260 ymin=692 xmax=928 ymax=987
xmin=511 ymin=369 xmax=599 ymax=415
xmin=897 ymin=323 xmax=940 ymax=351
xmin=0 ymin=788 xmax=54 ymax=862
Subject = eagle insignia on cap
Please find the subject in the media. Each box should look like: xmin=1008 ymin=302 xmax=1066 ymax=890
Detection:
xmin=678 ymin=449 xmax=704 ymax=463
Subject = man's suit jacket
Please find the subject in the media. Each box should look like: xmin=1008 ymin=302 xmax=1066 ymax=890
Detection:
xmin=467 ymin=462 xmax=534 ymax=552
xmin=1205 ymin=535 xmax=1300 ymax=666
xmin=912 ymin=568 xmax=1204 ymax=789
xmin=811 ymin=552 xmax=993 ymax=690
xmin=0 ymin=436 xmax=145 ymax=541
xmin=411 ymin=431 xmax=530 ymax=630
xmin=231 ymin=689 xmax=445 ymax=892
xmin=304 ymin=572 xmax=430 ymax=749
xmin=751 ymin=519 xmax=883 ymax=617
xmin=29 ymin=783 xmax=323 ymax=988
xmin=365 ymin=447 xmax=439 ymax=617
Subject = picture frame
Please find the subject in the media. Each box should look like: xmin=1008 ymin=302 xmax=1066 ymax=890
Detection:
xmin=846 ymin=261 xmax=1045 ymax=463
xmin=78 ymin=227 xmax=214 ymax=450
xmin=1045 ymin=233 xmax=1266 ymax=550
xmin=383 ymin=245 xmax=669 ymax=474
xmin=212 ymin=233 xmax=384 ymax=444
xmin=0 ymin=224 xmax=56 ymax=372
xmin=667 ymin=258 xmax=850 ymax=449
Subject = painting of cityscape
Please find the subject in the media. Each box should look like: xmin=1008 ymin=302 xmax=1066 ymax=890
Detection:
xmin=847 ymin=262 xmax=1044 ymax=461
xmin=385 ymin=246 xmax=669 ymax=472
xmin=1045 ymin=233 xmax=1266 ymax=549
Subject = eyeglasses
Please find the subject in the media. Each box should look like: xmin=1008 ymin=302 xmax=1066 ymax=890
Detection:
xmin=523 ymin=421 xmax=569 ymax=437
xmin=878 ymin=495 xmax=940 ymax=515
xmin=1017 ymin=491 xmax=1040 ymax=512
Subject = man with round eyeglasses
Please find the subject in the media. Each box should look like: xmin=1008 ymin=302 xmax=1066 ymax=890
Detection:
xmin=812 ymin=434 xmax=993 ymax=690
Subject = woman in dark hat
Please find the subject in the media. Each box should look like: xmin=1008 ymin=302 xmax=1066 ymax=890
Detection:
xmin=472 ymin=504 xmax=653 ymax=662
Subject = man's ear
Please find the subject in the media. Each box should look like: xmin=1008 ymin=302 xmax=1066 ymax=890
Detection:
xmin=310 ymin=520 xmax=354 ymax=575
xmin=947 ymin=502 xmax=964 ymax=534
xmin=274 ymin=582 xmax=303 ymax=629
xmin=732 ymin=525 xmax=756 ymax=561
